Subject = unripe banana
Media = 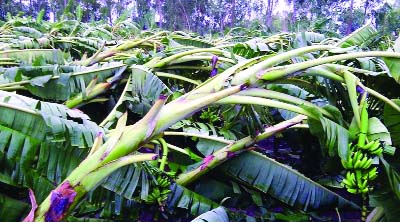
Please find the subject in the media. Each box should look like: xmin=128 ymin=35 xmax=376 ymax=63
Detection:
xmin=347 ymin=154 xmax=354 ymax=168
xmin=358 ymin=156 xmax=369 ymax=169
xmin=146 ymin=193 xmax=157 ymax=203
xmin=368 ymin=142 xmax=381 ymax=153
xmin=159 ymin=194 xmax=168 ymax=201
xmin=349 ymin=172 xmax=356 ymax=185
xmin=354 ymin=151 xmax=363 ymax=164
xmin=371 ymin=147 xmax=383 ymax=156
xmin=161 ymin=189 xmax=171 ymax=195
xmin=354 ymin=159 xmax=363 ymax=169
xmin=362 ymin=158 xmax=373 ymax=169
xmin=158 ymin=178 xmax=168 ymax=187
xmin=360 ymin=140 xmax=375 ymax=150
xmin=347 ymin=188 xmax=358 ymax=194
xmin=355 ymin=170 xmax=363 ymax=185
xmin=367 ymin=167 xmax=378 ymax=180
xmin=150 ymin=188 xmax=161 ymax=198
xmin=360 ymin=187 xmax=369 ymax=193
xmin=359 ymin=179 xmax=368 ymax=190
xmin=368 ymin=140 xmax=381 ymax=152
xmin=342 ymin=178 xmax=355 ymax=188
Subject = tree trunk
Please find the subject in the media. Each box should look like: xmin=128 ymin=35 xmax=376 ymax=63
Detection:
xmin=363 ymin=0 xmax=369 ymax=24
xmin=156 ymin=0 xmax=163 ymax=28
xmin=266 ymin=0 xmax=274 ymax=30
xmin=346 ymin=0 xmax=354 ymax=34
xmin=291 ymin=0 xmax=297 ymax=31
xmin=230 ymin=0 xmax=235 ymax=28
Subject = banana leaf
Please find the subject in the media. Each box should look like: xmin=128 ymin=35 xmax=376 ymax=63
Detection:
xmin=0 ymin=49 xmax=66 ymax=65
xmin=336 ymin=23 xmax=378 ymax=48
xmin=191 ymin=207 xmax=229 ymax=222
xmin=219 ymin=151 xmax=359 ymax=211
xmin=383 ymin=99 xmax=400 ymax=146
xmin=0 ymin=91 xmax=103 ymax=200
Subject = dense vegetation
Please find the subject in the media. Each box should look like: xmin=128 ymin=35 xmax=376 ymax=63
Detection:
xmin=1 ymin=0 xmax=400 ymax=36
xmin=1 ymin=9 xmax=400 ymax=222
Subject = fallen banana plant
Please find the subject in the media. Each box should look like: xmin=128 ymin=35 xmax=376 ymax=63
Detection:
xmin=2 ymin=18 xmax=400 ymax=222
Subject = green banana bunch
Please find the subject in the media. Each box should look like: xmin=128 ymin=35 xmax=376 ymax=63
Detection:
xmin=358 ymin=140 xmax=383 ymax=156
xmin=157 ymin=175 xmax=171 ymax=188
xmin=341 ymin=99 xmax=381 ymax=195
xmin=341 ymin=167 xmax=378 ymax=194
xmin=341 ymin=150 xmax=373 ymax=170
xmin=341 ymin=171 xmax=370 ymax=194
xmin=145 ymin=175 xmax=172 ymax=204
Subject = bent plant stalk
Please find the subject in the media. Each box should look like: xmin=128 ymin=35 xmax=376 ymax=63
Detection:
xmin=176 ymin=115 xmax=307 ymax=185
xmin=33 ymin=86 xmax=244 ymax=221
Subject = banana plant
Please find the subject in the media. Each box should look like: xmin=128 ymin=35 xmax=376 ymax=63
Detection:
xmin=1 ymin=16 xmax=400 ymax=222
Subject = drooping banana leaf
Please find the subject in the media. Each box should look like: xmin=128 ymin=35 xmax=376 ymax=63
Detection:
xmin=305 ymin=104 xmax=350 ymax=160
xmin=101 ymin=163 xmax=151 ymax=200
xmin=166 ymin=35 xmax=215 ymax=48
xmin=383 ymin=99 xmax=400 ymax=146
xmin=56 ymin=37 xmax=106 ymax=53
xmin=191 ymin=207 xmax=229 ymax=222
xmin=380 ymin=157 xmax=400 ymax=200
xmin=124 ymin=65 xmax=170 ymax=116
xmin=97 ymin=164 xmax=220 ymax=217
xmin=336 ymin=23 xmax=378 ymax=48
xmin=0 ymin=91 xmax=103 ymax=200
xmin=0 ymin=62 xmax=126 ymax=101
xmin=12 ymin=26 xmax=43 ymax=38
xmin=219 ymin=151 xmax=359 ymax=211
xmin=294 ymin=32 xmax=326 ymax=47
xmin=166 ymin=183 xmax=220 ymax=215
xmin=0 ymin=36 xmax=51 ymax=50
xmin=231 ymin=39 xmax=274 ymax=59
xmin=383 ymin=37 xmax=400 ymax=83
xmin=0 ymin=49 xmax=66 ymax=65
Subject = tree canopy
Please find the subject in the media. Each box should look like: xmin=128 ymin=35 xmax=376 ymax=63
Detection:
xmin=1 ymin=0 xmax=399 ymax=36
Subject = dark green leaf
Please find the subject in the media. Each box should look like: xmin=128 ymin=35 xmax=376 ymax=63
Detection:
xmin=219 ymin=151 xmax=358 ymax=211
xmin=191 ymin=207 xmax=229 ymax=222
xmin=384 ymin=99 xmax=400 ymax=146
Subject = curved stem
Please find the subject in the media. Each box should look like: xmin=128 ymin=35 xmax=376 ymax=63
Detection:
xmin=170 ymin=55 xmax=235 ymax=65
xmin=158 ymin=138 xmax=168 ymax=171
xmin=155 ymin=72 xmax=200 ymax=85
xmin=259 ymin=51 xmax=400 ymax=81
xmin=237 ymin=88 xmax=335 ymax=119
xmin=152 ymin=48 xmax=227 ymax=68
xmin=166 ymin=143 xmax=190 ymax=156
xmin=162 ymin=65 xmax=212 ymax=71
xmin=215 ymin=95 xmax=318 ymax=119
xmin=231 ymin=45 xmax=337 ymax=84
xmin=164 ymin=131 xmax=232 ymax=144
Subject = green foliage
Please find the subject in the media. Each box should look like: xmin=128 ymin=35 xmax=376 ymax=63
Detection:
xmin=1 ymin=12 xmax=400 ymax=222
